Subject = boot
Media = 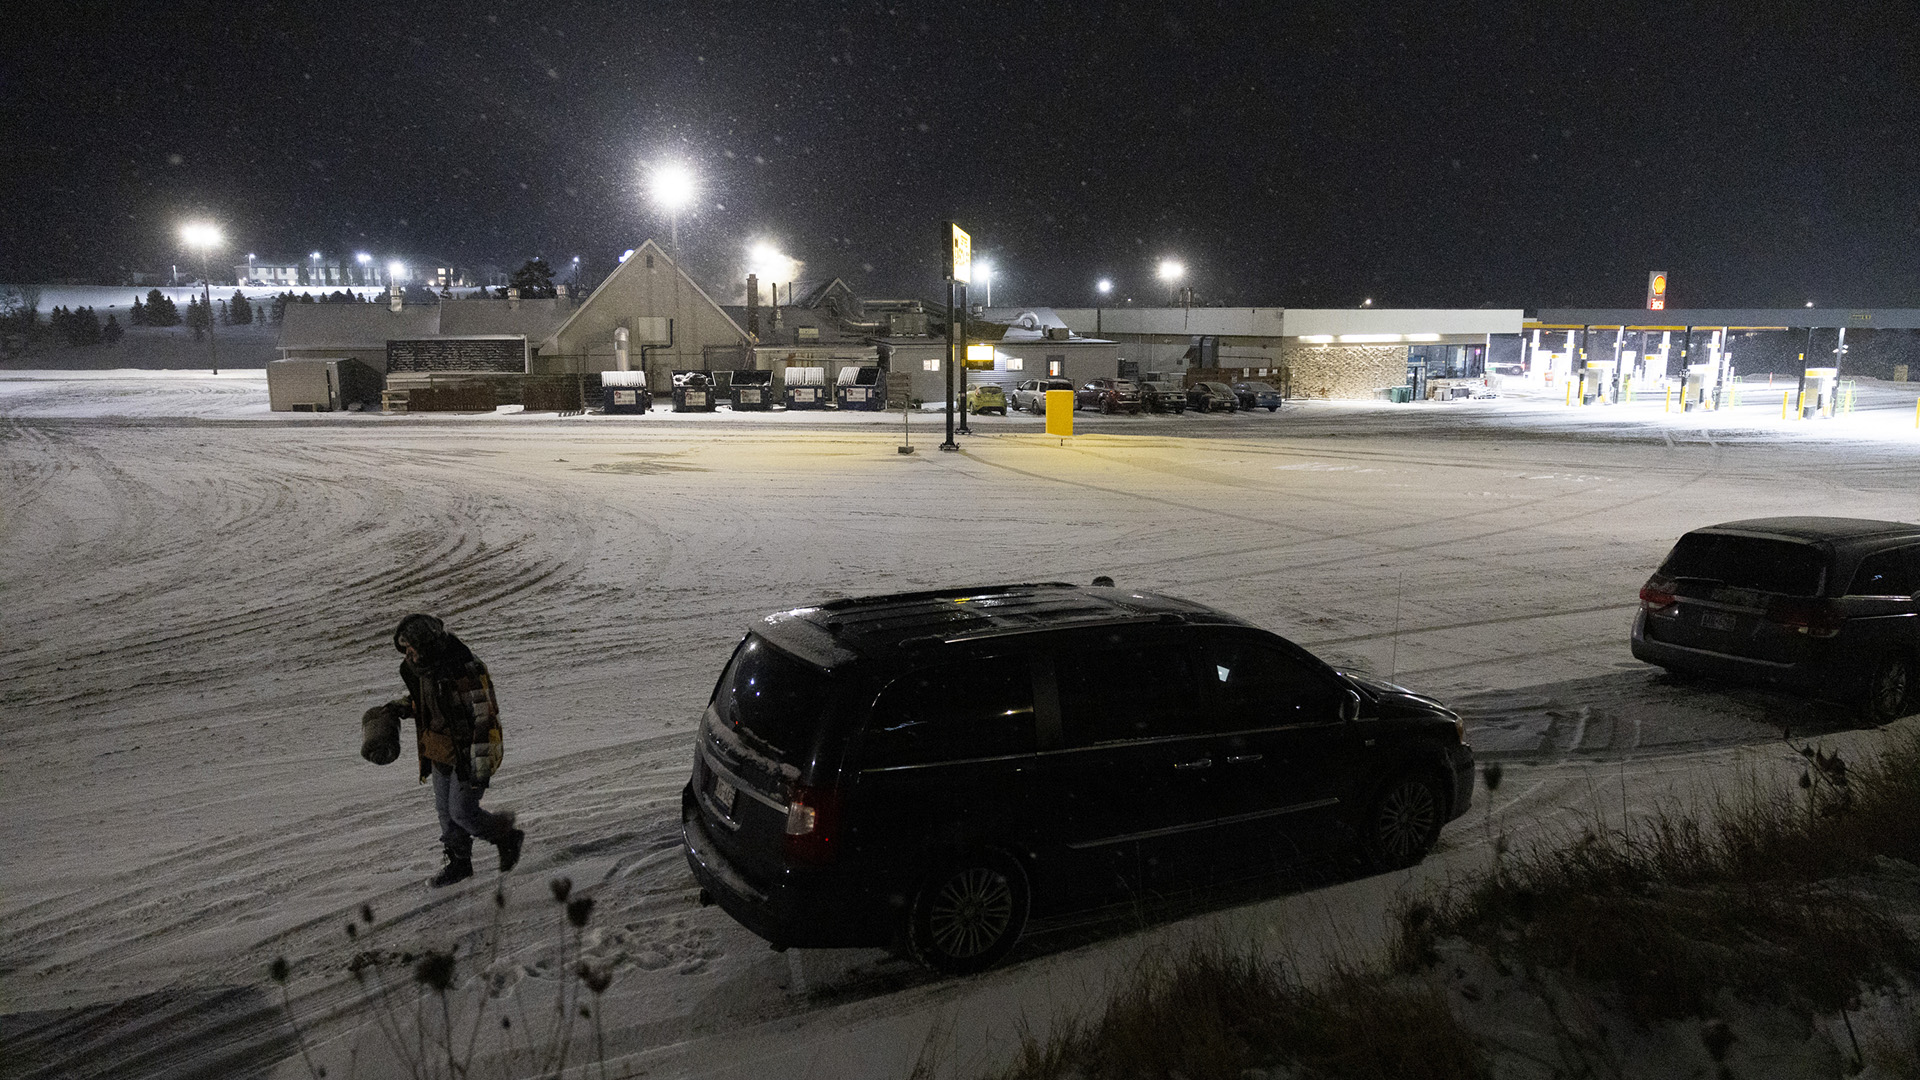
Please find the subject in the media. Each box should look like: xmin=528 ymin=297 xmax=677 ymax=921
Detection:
xmin=430 ymin=854 xmax=474 ymax=888
xmin=498 ymin=828 xmax=525 ymax=874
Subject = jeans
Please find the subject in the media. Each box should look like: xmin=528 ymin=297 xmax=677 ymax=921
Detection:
xmin=432 ymin=761 xmax=512 ymax=861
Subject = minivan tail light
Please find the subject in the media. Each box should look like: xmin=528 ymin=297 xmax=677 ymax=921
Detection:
xmin=1639 ymin=575 xmax=1678 ymax=611
xmin=1765 ymin=598 xmax=1844 ymax=638
xmin=783 ymin=785 xmax=842 ymax=866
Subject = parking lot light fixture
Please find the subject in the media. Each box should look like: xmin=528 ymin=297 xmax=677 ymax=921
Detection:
xmin=181 ymin=223 xmax=222 ymax=373
xmin=651 ymin=163 xmax=696 ymax=253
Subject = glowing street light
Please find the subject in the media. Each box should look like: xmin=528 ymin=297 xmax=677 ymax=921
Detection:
xmin=1362 ymin=298 xmax=1374 ymax=307
xmin=180 ymin=223 xmax=222 ymax=374
xmin=1097 ymin=278 xmax=1113 ymax=296
xmin=1157 ymin=259 xmax=1184 ymax=283
xmin=388 ymin=261 xmax=407 ymax=283
xmin=976 ymin=261 xmax=994 ymax=308
xmin=650 ymin=163 xmax=696 ymax=253
xmin=356 ymin=251 xmax=372 ymax=285
xmin=1095 ymin=278 xmax=1114 ymax=334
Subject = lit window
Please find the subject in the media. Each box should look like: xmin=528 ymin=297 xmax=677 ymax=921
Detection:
xmin=1005 ymin=357 xmax=1023 ymax=370
xmin=923 ymin=359 xmax=939 ymax=371
xmin=1048 ymin=360 xmax=1063 ymax=376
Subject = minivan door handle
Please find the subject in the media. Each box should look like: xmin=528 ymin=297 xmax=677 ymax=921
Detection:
xmin=1225 ymin=754 xmax=1263 ymax=764
xmin=1172 ymin=757 xmax=1213 ymax=771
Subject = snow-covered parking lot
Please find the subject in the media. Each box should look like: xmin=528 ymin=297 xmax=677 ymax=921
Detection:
xmin=3 ymin=371 xmax=1918 ymax=1078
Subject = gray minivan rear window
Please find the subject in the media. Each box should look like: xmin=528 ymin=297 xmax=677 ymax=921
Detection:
xmin=1660 ymin=533 xmax=1827 ymax=596
xmin=712 ymin=634 xmax=832 ymax=762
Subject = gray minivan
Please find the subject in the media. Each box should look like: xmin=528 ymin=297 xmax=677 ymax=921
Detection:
xmin=1631 ymin=517 xmax=1920 ymax=721
xmin=682 ymin=583 xmax=1474 ymax=973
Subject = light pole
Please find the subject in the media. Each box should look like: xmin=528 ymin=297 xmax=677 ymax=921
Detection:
xmin=1097 ymin=278 xmax=1112 ymax=334
xmin=247 ymin=252 xmax=255 ymax=282
xmin=182 ymin=223 xmax=221 ymax=374
xmin=310 ymin=251 xmax=322 ymax=288
xmin=357 ymin=252 xmax=372 ymax=286
xmin=977 ymin=261 xmax=993 ymax=309
xmin=651 ymin=164 xmax=695 ymax=255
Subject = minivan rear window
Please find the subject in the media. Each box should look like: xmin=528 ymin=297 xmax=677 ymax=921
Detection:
xmin=712 ymin=634 xmax=833 ymax=762
xmin=1659 ymin=533 xmax=1827 ymax=596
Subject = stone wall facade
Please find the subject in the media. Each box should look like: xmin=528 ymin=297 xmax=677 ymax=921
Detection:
xmin=1280 ymin=342 xmax=1407 ymax=399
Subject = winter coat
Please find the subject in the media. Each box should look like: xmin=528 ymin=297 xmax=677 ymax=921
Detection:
xmin=396 ymin=644 xmax=504 ymax=784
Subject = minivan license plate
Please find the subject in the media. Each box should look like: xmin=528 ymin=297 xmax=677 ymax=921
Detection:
xmin=711 ymin=777 xmax=737 ymax=815
xmin=1701 ymin=610 xmax=1738 ymax=632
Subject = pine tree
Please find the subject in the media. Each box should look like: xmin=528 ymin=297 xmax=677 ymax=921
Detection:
xmin=229 ymin=290 xmax=252 ymax=325
xmin=146 ymin=289 xmax=180 ymax=327
xmin=187 ymin=296 xmax=207 ymax=340
xmin=73 ymin=307 xmax=102 ymax=346
xmin=509 ymin=258 xmax=559 ymax=299
xmin=103 ymin=313 xmax=123 ymax=344
xmin=130 ymin=295 xmax=147 ymax=326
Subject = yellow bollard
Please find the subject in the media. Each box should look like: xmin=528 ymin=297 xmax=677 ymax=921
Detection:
xmin=1665 ymin=385 xmax=1672 ymax=413
xmin=1045 ymin=389 xmax=1074 ymax=437
xmin=1566 ymin=380 xmax=1575 ymax=406
xmin=1797 ymin=390 xmax=1806 ymax=419
xmin=1914 ymin=395 xmax=1918 ymax=429
xmin=1782 ymin=391 xmax=1790 ymax=420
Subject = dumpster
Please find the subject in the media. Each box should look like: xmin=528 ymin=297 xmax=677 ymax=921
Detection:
xmin=785 ymin=366 xmax=830 ymax=410
xmin=836 ymin=366 xmax=885 ymax=411
xmin=729 ymin=369 xmax=774 ymax=411
xmin=672 ymin=370 xmax=717 ymax=412
xmin=1386 ymin=385 xmax=1412 ymax=403
xmin=602 ymin=369 xmax=652 ymax=414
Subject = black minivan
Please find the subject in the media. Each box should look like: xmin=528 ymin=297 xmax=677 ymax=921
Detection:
xmin=682 ymin=583 xmax=1474 ymax=973
xmin=1631 ymin=517 xmax=1920 ymax=721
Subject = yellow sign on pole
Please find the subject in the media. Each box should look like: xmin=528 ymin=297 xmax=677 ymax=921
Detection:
xmin=1045 ymin=389 xmax=1074 ymax=436
xmin=948 ymin=223 xmax=972 ymax=283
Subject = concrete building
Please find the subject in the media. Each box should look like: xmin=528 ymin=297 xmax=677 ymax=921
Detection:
xmin=1052 ymin=307 xmax=1524 ymax=399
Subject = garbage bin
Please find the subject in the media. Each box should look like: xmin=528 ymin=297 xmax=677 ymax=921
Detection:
xmin=836 ymin=366 xmax=884 ymax=411
xmin=785 ymin=365 xmax=830 ymax=410
xmin=729 ymin=369 xmax=773 ymax=411
xmin=601 ymin=370 xmax=652 ymax=415
xmin=672 ymin=370 xmax=717 ymax=412
xmin=1387 ymin=386 xmax=1412 ymax=403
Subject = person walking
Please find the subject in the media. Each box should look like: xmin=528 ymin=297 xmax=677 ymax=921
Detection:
xmin=390 ymin=614 xmax=525 ymax=887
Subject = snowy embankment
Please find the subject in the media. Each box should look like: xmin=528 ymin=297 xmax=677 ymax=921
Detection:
xmin=0 ymin=372 xmax=1916 ymax=1078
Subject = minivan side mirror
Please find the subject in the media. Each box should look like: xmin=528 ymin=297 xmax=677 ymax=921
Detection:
xmin=1340 ymin=691 xmax=1361 ymax=722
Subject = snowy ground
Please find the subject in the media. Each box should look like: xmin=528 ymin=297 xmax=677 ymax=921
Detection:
xmin=2 ymin=371 xmax=1918 ymax=1078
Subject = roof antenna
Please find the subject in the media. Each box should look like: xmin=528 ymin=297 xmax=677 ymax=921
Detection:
xmin=1091 ymin=575 xmax=1114 ymax=587
xmin=1389 ymin=571 xmax=1404 ymax=682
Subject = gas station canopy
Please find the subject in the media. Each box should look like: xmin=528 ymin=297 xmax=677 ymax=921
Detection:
xmin=1530 ymin=308 xmax=1920 ymax=331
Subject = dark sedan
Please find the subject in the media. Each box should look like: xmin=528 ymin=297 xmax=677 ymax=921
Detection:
xmin=1187 ymin=381 xmax=1239 ymax=413
xmin=1232 ymin=381 xmax=1284 ymax=411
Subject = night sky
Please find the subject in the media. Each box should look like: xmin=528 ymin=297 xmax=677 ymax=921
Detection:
xmin=9 ymin=1 xmax=1917 ymax=309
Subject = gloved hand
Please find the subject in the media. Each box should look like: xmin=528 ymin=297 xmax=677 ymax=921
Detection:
xmin=469 ymin=727 xmax=504 ymax=782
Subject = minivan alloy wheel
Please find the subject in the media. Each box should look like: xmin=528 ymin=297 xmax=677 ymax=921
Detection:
xmin=909 ymin=853 xmax=1030 ymax=974
xmin=1368 ymin=773 xmax=1443 ymax=869
xmin=1866 ymin=653 xmax=1915 ymax=723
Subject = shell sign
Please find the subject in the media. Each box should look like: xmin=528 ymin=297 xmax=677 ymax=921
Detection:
xmin=1647 ymin=271 xmax=1668 ymax=311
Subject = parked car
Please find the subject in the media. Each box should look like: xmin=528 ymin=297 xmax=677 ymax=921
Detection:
xmin=683 ymin=582 xmax=1475 ymax=974
xmin=1075 ymin=378 xmax=1143 ymax=414
xmin=1630 ymin=517 xmax=1920 ymax=721
xmin=1009 ymin=377 xmax=1073 ymax=415
xmin=1187 ymin=381 xmax=1240 ymax=412
xmin=1138 ymin=379 xmax=1188 ymax=414
xmin=1232 ymin=381 xmax=1284 ymax=411
xmin=966 ymin=383 xmax=1008 ymax=416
